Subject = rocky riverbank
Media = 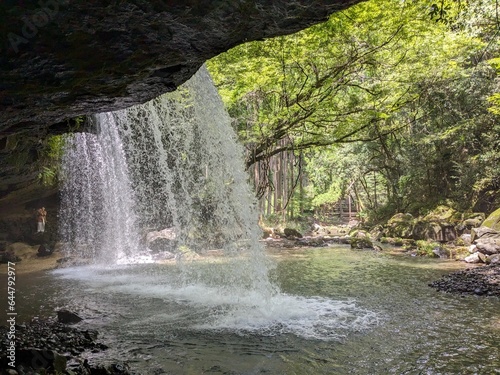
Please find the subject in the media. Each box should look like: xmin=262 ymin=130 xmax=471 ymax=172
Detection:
xmin=429 ymin=264 xmax=500 ymax=297
xmin=0 ymin=314 xmax=138 ymax=375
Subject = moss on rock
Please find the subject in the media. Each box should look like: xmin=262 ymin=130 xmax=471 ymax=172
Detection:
xmin=385 ymin=213 xmax=415 ymax=238
xmin=482 ymin=207 xmax=500 ymax=231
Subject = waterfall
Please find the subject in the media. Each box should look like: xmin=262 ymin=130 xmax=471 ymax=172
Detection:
xmin=59 ymin=114 xmax=140 ymax=262
xmin=59 ymin=66 xmax=275 ymax=294
xmin=56 ymin=67 xmax=381 ymax=342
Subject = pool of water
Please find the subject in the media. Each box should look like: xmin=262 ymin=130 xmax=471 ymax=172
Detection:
xmin=3 ymin=246 xmax=500 ymax=374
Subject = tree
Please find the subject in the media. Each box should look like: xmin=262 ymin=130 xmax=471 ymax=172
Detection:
xmin=208 ymin=0 xmax=500 ymax=221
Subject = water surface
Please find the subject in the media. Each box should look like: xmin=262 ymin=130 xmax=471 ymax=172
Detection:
xmin=4 ymin=246 xmax=500 ymax=374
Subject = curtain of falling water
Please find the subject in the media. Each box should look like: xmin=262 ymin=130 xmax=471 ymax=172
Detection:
xmin=59 ymin=114 xmax=140 ymax=263
xmin=59 ymin=66 xmax=276 ymax=296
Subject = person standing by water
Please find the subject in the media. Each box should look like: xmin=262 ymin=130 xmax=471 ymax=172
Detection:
xmin=36 ymin=207 xmax=47 ymax=233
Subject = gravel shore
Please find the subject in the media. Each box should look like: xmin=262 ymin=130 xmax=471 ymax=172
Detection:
xmin=429 ymin=264 xmax=500 ymax=297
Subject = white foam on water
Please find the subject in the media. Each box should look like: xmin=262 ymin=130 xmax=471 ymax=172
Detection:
xmin=52 ymin=265 xmax=379 ymax=341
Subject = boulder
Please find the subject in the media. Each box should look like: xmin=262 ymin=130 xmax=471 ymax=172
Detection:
xmin=297 ymin=237 xmax=325 ymax=247
xmin=471 ymin=225 xmax=500 ymax=256
xmin=423 ymin=205 xmax=461 ymax=223
xmin=0 ymin=250 xmax=21 ymax=263
xmin=146 ymin=227 xmax=177 ymax=253
xmin=460 ymin=233 xmax=472 ymax=246
xmin=146 ymin=227 xmax=177 ymax=242
xmin=385 ymin=213 xmax=415 ymax=238
xmin=37 ymin=243 xmax=54 ymax=257
xmin=458 ymin=212 xmax=485 ymax=230
xmin=261 ymin=227 xmax=275 ymax=239
xmin=413 ymin=206 xmax=461 ymax=242
xmin=475 ymin=240 xmax=500 ymax=255
xmin=478 ymin=252 xmax=488 ymax=263
xmin=413 ymin=221 xmax=457 ymax=242
xmin=471 ymin=226 xmax=499 ymax=242
xmin=350 ymin=230 xmax=373 ymax=249
xmin=432 ymin=247 xmax=447 ymax=258
xmin=350 ymin=237 xmax=373 ymax=249
xmin=369 ymin=225 xmax=384 ymax=240
xmin=482 ymin=207 xmax=500 ymax=231
xmin=464 ymin=253 xmax=482 ymax=263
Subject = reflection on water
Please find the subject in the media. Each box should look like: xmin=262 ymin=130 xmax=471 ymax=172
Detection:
xmin=3 ymin=246 xmax=500 ymax=374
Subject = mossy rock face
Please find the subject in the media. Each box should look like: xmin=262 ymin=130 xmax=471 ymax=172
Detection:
xmin=482 ymin=208 xmax=500 ymax=231
xmin=423 ymin=205 xmax=461 ymax=224
xmin=385 ymin=213 xmax=415 ymax=239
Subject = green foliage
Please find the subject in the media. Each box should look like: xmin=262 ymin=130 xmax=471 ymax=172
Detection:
xmin=208 ymin=0 xmax=500 ymax=220
xmin=416 ymin=240 xmax=441 ymax=257
xmin=37 ymin=135 xmax=65 ymax=186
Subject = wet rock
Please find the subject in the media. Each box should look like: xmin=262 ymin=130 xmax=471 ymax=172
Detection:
xmin=432 ymin=247 xmax=445 ymax=258
xmin=350 ymin=237 xmax=373 ymax=249
xmin=349 ymin=230 xmax=373 ymax=249
xmin=57 ymin=309 xmax=83 ymax=324
xmin=296 ymin=237 xmax=325 ymax=247
xmin=0 ymin=317 xmax=119 ymax=374
xmin=0 ymin=249 xmax=21 ymax=263
xmin=262 ymin=227 xmax=275 ymax=239
xmin=146 ymin=227 xmax=177 ymax=253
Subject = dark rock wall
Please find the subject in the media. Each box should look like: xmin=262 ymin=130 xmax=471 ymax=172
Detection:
xmin=1 ymin=0 xmax=362 ymax=136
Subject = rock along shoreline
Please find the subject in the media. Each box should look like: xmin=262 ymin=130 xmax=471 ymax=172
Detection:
xmin=429 ymin=263 xmax=500 ymax=297
xmin=0 ymin=314 xmax=138 ymax=375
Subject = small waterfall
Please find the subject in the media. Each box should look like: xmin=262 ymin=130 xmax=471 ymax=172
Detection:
xmin=60 ymin=66 xmax=275 ymax=294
